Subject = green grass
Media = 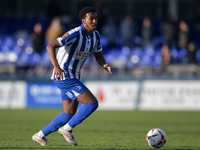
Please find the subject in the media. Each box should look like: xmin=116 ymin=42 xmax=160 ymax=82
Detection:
xmin=0 ymin=109 xmax=200 ymax=150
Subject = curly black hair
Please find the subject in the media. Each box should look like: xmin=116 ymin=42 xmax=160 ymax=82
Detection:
xmin=79 ymin=7 xmax=97 ymax=20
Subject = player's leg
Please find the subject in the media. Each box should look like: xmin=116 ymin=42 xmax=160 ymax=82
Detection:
xmin=63 ymin=89 xmax=98 ymax=130
xmin=41 ymin=100 xmax=78 ymax=136
xmin=32 ymin=99 xmax=78 ymax=146
xmin=32 ymin=78 xmax=83 ymax=146
xmin=59 ymin=89 xmax=98 ymax=146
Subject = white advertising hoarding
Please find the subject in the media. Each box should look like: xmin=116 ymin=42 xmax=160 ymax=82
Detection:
xmin=139 ymin=80 xmax=200 ymax=110
xmin=0 ymin=81 xmax=26 ymax=108
xmin=85 ymin=81 xmax=139 ymax=110
xmin=1 ymin=79 xmax=199 ymax=110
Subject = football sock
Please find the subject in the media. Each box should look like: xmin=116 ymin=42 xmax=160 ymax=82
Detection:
xmin=42 ymin=112 xmax=74 ymax=136
xmin=62 ymin=123 xmax=72 ymax=131
xmin=65 ymin=101 xmax=98 ymax=129
xmin=37 ymin=130 xmax=45 ymax=138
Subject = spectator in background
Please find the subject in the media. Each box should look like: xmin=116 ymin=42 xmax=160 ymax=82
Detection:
xmin=45 ymin=17 xmax=65 ymax=45
xmin=160 ymin=14 xmax=177 ymax=47
xmin=186 ymin=41 xmax=197 ymax=64
xmin=141 ymin=16 xmax=155 ymax=48
xmin=177 ymin=20 xmax=190 ymax=48
xmin=102 ymin=16 xmax=118 ymax=48
xmin=31 ymin=22 xmax=45 ymax=54
xmin=161 ymin=44 xmax=172 ymax=65
xmin=120 ymin=13 xmax=138 ymax=49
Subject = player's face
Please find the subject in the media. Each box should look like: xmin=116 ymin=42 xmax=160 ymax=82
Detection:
xmin=83 ymin=12 xmax=98 ymax=34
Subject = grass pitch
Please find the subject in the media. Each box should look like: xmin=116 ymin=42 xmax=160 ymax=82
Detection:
xmin=0 ymin=109 xmax=199 ymax=150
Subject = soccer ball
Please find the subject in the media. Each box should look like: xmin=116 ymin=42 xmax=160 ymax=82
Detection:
xmin=146 ymin=128 xmax=167 ymax=148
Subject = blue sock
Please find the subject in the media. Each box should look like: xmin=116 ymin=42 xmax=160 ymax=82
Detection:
xmin=68 ymin=101 xmax=98 ymax=128
xmin=42 ymin=112 xmax=73 ymax=136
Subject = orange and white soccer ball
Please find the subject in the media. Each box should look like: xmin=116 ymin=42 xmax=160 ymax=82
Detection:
xmin=146 ymin=128 xmax=167 ymax=148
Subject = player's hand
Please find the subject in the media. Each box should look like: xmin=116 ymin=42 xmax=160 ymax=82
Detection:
xmin=103 ymin=64 xmax=112 ymax=74
xmin=54 ymin=67 xmax=67 ymax=81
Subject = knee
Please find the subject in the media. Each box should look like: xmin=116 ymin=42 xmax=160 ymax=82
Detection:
xmin=63 ymin=100 xmax=79 ymax=114
xmin=63 ymin=109 xmax=76 ymax=115
xmin=92 ymin=100 xmax=99 ymax=110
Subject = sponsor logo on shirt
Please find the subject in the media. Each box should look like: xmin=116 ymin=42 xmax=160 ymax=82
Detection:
xmin=76 ymin=51 xmax=83 ymax=57
xmin=75 ymin=51 xmax=90 ymax=59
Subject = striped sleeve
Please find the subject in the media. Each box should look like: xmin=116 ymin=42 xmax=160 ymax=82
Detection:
xmin=57 ymin=27 xmax=80 ymax=46
xmin=93 ymin=31 xmax=103 ymax=53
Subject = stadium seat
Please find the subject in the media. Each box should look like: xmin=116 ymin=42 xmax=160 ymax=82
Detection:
xmin=152 ymin=36 xmax=165 ymax=48
xmin=1 ymin=45 xmax=9 ymax=53
xmin=104 ymin=53 xmax=115 ymax=64
xmin=196 ymin=49 xmax=200 ymax=64
xmin=151 ymin=55 xmax=162 ymax=67
xmin=121 ymin=46 xmax=131 ymax=56
xmin=151 ymin=47 xmax=162 ymax=67
xmin=40 ymin=50 xmax=51 ymax=65
xmin=170 ymin=47 xmax=179 ymax=63
xmin=100 ymin=35 xmax=108 ymax=48
xmin=3 ymin=35 xmax=14 ymax=48
xmin=131 ymin=47 xmax=143 ymax=57
xmin=143 ymin=46 xmax=155 ymax=57
xmin=13 ymin=45 xmax=23 ymax=55
xmin=16 ymin=52 xmax=29 ymax=65
xmin=178 ymin=48 xmax=187 ymax=64
xmin=139 ymin=55 xmax=151 ymax=66
xmin=127 ymin=47 xmax=143 ymax=66
xmin=28 ymin=53 xmax=42 ymax=65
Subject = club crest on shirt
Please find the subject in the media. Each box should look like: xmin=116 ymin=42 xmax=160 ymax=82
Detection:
xmin=62 ymin=32 xmax=69 ymax=40
xmin=76 ymin=85 xmax=82 ymax=90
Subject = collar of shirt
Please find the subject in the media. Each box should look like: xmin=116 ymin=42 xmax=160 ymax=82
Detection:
xmin=81 ymin=24 xmax=92 ymax=39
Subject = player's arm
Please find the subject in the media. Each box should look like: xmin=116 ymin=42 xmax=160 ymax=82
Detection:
xmin=46 ymin=40 xmax=67 ymax=80
xmin=94 ymin=51 xmax=112 ymax=74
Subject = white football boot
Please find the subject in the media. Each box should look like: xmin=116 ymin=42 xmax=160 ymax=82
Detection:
xmin=32 ymin=133 xmax=48 ymax=146
xmin=58 ymin=127 xmax=78 ymax=146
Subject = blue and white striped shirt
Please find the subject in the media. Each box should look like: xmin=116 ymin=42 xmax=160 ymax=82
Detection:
xmin=51 ymin=24 xmax=102 ymax=80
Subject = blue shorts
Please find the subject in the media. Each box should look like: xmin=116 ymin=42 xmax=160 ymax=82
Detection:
xmin=54 ymin=78 xmax=87 ymax=101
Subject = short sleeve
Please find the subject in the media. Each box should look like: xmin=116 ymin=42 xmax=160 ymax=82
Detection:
xmin=93 ymin=31 xmax=103 ymax=53
xmin=57 ymin=30 xmax=78 ymax=46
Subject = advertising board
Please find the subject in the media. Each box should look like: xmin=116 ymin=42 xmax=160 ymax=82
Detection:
xmin=27 ymin=82 xmax=62 ymax=108
xmin=0 ymin=81 xmax=26 ymax=108
xmin=85 ymin=81 xmax=139 ymax=110
xmin=139 ymin=80 xmax=200 ymax=110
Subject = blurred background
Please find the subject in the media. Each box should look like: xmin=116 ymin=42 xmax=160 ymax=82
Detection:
xmin=0 ymin=0 xmax=200 ymax=110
